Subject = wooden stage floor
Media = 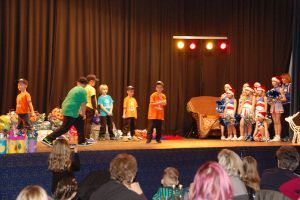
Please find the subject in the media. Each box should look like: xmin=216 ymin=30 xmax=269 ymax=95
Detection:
xmin=37 ymin=138 xmax=300 ymax=153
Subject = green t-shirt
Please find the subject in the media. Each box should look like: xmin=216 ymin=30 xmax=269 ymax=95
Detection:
xmin=62 ymin=86 xmax=87 ymax=118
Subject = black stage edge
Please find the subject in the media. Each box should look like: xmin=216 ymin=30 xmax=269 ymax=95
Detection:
xmin=1 ymin=146 xmax=300 ymax=200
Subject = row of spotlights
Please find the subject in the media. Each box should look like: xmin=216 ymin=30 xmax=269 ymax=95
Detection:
xmin=177 ymin=41 xmax=228 ymax=51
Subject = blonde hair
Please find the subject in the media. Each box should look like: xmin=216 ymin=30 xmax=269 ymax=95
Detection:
xmin=110 ymin=153 xmax=137 ymax=184
xmin=218 ymin=149 xmax=244 ymax=177
xmin=48 ymin=139 xmax=72 ymax=172
xmin=99 ymin=84 xmax=108 ymax=93
xmin=162 ymin=167 xmax=179 ymax=187
xmin=242 ymin=156 xmax=260 ymax=191
xmin=16 ymin=185 xmax=48 ymax=200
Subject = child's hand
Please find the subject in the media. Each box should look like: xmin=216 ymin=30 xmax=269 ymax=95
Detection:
xmin=122 ymin=114 xmax=126 ymax=119
xmin=95 ymin=110 xmax=99 ymax=116
xmin=31 ymin=112 xmax=36 ymax=117
xmin=108 ymin=112 xmax=113 ymax=116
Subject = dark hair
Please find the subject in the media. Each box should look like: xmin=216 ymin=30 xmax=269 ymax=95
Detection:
xmin=18 ymin=78 xmax=28 ymax=86
xmin=276 ymin=146 xmax=300 ymax=171
xmin=54 ymin=177 xmax=78 ymax=200
xmin=156 ymin=81 xmax=164 ymax=86
xmin=78 ymin=77 xmax=88 ymax=85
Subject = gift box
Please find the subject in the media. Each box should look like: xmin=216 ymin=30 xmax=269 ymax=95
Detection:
xmin=7 ymin=130 xmax=26 ymax=154
xmin=0 ymin=135 xmax=6 ymax=154
xmin=26 ymin=130 xmax=38 ymax=153
xmin=68 ymin=126 xmax=78 ymax=144
xmin=91 ymin=124 xmax=100 ymax=140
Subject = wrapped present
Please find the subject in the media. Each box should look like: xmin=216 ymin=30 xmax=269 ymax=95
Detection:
xmin=92 ymin=115 xmax=100 ymax=125
xmin=68 ymin=126 xmax=78 ymax=144
xmin=91 ymin=124 xmax=100 ymax=140
xmin=7 ymin=129 xmax=26 ymax=154
xmin=135 ymin=129 xmax=147 ymax=139
xmin=26 ymin=130 xmax=38 ymax=153
xmin=0 ymin=132 xmax=6 ymax=154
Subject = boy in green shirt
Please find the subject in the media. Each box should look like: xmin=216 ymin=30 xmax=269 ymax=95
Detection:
xmin=42 ymin=77 xmax=91 ymax=146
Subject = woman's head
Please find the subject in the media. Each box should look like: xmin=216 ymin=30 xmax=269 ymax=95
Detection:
xmin=16 ymin=185 xmax=48 ymax=200
xmin=54 ymin=177 xmax=78 ymax=200
xmin=242 ymin=156 xmax=260 ymax=191
xmin=218 ymin=149 xmax=244 ymax=177
xmin=110 ymin=153 xmax=138 ymax=185
xmin=276 ymin=146 xmax=300 ymax=171
xmin=48 ymin=138 xmax=72 ymax=172
xmin=161 ymin=167 xmax=179 ymax=187
xmin=281 ymin=73 xmax=292 ymax=84
xmin=190 ymin=161 xmax=233 ymax=200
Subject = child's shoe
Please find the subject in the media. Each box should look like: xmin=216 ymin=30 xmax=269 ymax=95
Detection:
xmin=225 ymin=136 xmax=232 ymax=141
xmin=270 ymin=136 xmax=281 ymax=142
xmin=237 ymin=136 xmax=244 ymax=141
xmin=231 ymin=136 xmax=238 ymax=141
xmin=221 ymin=136 xmax=226 ymax=140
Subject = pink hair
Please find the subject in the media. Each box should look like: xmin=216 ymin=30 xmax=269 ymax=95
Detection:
xmin=191 ymin=161 xmax=233 ymax=200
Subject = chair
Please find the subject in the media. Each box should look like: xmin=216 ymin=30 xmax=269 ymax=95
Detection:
xmin=255 ymin=190 xmax=290 ymax=200
xmin=187 ymin=96 xmax=221 ymax=138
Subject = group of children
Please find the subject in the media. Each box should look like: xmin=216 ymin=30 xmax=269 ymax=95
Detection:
xmin=218 ymin=73 xmax=292 ymax=142
xmin=16 ymin=76 xmax=167 ymax=145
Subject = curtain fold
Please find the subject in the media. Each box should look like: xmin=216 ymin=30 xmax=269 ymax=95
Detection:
xmin=0 ymin=0 xmax=294 ymax=134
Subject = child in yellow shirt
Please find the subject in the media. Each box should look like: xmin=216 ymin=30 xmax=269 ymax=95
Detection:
xmin=122 ymin=86 xmax=138 ymax=139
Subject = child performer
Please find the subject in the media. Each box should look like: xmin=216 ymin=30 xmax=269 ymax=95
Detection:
xmin=254 ymin=86 xmax=267 ymax=116
xmin=270 ymin=76 xmax=286 ymax=142
xmin=238 ymin=86 xmax=255 ymax=141
xmin=253 ymin=112 xmax=270 ymax=142
xmin=122 ymin=86 xmax=138 ymax=139
xmin=147 ymin=81 xmax=167 ymax=143
xmin=281 ymin=73 xmax=292 ymax=141
xmin=16 ymin=79 xmax=35 ymax=130
xmin=224 ymin=89 xmax=238 ymax=140
xmin=253 ymin=82 xmax=261 ymax=97
xmin=98 ymin=84 xmax=115 ymax=140
xmin=219 ymin=84 xmax=232 ymax=140
xmin=237 ymin=83 xmax=250 ymax=115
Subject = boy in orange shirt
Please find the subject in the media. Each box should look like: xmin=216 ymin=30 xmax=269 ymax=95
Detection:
xmin=122 ymin=86 xmax=138 ymax=139
xmin=16 ymin=79 xmax=35 ymax=130
xmin=147 ymin=81 xmax=167 ymax=143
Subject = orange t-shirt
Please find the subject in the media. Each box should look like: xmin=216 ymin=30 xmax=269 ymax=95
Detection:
xmin=148 ymin=92 xmax=167 ymax=120
xmin=16 ymin=92 xmax=32 ymax=114
xmin=123 ymin=96 xmax=138 ymax=119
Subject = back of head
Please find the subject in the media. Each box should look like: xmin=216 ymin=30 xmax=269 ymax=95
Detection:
xmin=276 ymin=146 xmax=300 ymax=171
xmin=110 ymin=153 xmax=137 ymax=185
xmin=161 ymin=167 xmax=179 ymax=187
xmin=48 ymin=138 xmax=72 ymax=172
xmin=191 ymin=161 xmax=233 ymax=200
xmin=54 ymin=177 xmax=78 ymax=200
xmin=16 ymin=185 xmax=48 ymax=200
xmin=218 ymin=149 xmax=244 ymax=177
xmin=242 ymin=156 xmax=260 ymax=191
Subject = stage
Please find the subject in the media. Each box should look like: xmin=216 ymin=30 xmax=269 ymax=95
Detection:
xmin=1 ymin=138 xmax=300 ymax=200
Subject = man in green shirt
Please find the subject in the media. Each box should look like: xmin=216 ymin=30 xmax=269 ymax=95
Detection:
xmin=42 ymin=77 xmax=91 ymax=146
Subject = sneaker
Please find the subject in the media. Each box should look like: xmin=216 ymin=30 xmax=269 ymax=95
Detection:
xmin=156 ymin=140 xmax=162 ymax=143
xmin=270 ymin=136 xmax=281 ymax=142
xmin=244 ymin=135 xmax=250 ymax=141
xmin=225 ymin=136 xmax=232 ymax=141
xmin=246 ymin=135 xmax=254 ymax=141
xmin=86 ymin=138 xmax=96 ymax=144
xmin=221 ymin=136 xmax=226 ymax=140
xmin=237 ymin=136 xmax=244 ymax=141
xmin=146 ymin=139 xmax=151 ymax=143
xmin=110 ymin=137 xmax=117 ymax=140
xmin=231 ymin=136 xmax=238 ymax=141
xmin=78 ymin=142 xmax=93 ymax=146
xmin=41 ymin=138 xmax=53 ymax=147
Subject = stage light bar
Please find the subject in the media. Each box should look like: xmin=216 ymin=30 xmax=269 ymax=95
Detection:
xmin=173 ymin=36 xmax=228 ymax=40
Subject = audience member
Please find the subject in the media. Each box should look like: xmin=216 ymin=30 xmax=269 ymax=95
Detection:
xmin=260 ymin=146 xmax=300 ymax=191
xmin=279 ymin=177 xmax=300 ymax=200
xmin=16 ymin=185 xmax=49 ymax=200
xmin=218 ymin=149 xmax=248 ymax=198
xmin=189 ymin=161 xmax=233 ymax=200
xmin=242 ymin=156 xmax=260 ymax=200
xmin=90 ymin=153 xmax=146 ymax=200
xmin=48 ymin=139 xmax=80 ymax=194
xmin=53 ymin=177 xmax=78 ymax=200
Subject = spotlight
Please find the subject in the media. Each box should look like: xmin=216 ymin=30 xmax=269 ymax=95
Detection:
xmin=189 ymin=42 xmax=197 ymax=50
xmin=206 ymin=42 xmax=213 ymax=50
xmin=177 ymin=41 xmax=185 ymax=49
xmin=220 ymin=42 xmax=227 ymax=50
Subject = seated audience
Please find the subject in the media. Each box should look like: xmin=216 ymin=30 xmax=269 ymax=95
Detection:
xmin=152 ymin=167 xmax=186 ymax=200
xmin=218 ymin=149 xmax=248 ymax=198
xmin=242 ymin=156 xmax=260 ymax=200
xmin=16 ymin=185 xmax=49 ymax=200
xmin=260 ymin=146 xmax=299 ymax=191
xmin=48 ymin=139 xmax=80 ymax=194
xmin=90 ymin=153 xmax=146 ymax=200
xmin=54 ymin=177 xmax=78 ymax=200
xmin=189 ymin=161 xmax=233 ymax=200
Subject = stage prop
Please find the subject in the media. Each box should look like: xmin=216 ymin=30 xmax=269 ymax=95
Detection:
xmin=285 ymin=112 xmax=300 ymax=144
xmin=187 ymin=96 xmax=220 ymax=138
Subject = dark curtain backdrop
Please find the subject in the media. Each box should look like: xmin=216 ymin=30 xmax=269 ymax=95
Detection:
xmin=291 ymin=0 xmax=300 ymax=113
xmin=0 ymin=0 xmax=294 ymax=134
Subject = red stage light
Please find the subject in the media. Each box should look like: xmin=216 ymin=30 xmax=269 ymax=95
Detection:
xmin=189 ymin=42 xmax=197 ymax=50
xmin=220 ymin=42 xmax=227 ymax=50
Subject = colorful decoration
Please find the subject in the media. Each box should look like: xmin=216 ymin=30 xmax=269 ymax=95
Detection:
xmin=266 ymin=89 xmax=280 ymax=105
xmin=216 ymin=99 xmax=226 ymax=113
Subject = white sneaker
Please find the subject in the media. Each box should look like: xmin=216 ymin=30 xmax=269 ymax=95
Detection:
xmin=270 ymin=136 xmax=281 ymax=142
xmin=225 ymin=136 xmax=232 ymax=141
xmin=231 ymin=136 xmax=238 ymax=141
xmin=237 ymin=136 xmax=244 ymax=141
xmin=86 ymin=138 xmax=96 ymax=144
xmin=221 ymin=136 xmax=226 ymax=140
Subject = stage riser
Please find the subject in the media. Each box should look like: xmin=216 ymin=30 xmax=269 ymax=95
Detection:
xmin=0 ymin=147 xmax=300 ymax=200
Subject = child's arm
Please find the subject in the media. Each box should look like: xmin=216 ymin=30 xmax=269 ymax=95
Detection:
xmin=110 ymin=103 xmax=113 ymax=116
xmin=279 ymin=88 xmax=287 ymax=102
xmin=28 ymin=101 xmax=35 ymax=116
xmin=233 ymin=99 xmax=237 ymax=114
xmin=264 ymin=96 xmax=268 ymax=112
xmin=251 ymin=96 xmax=256 ymax=114
xmin=80 ymin=103 xmax=86 ymax=119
